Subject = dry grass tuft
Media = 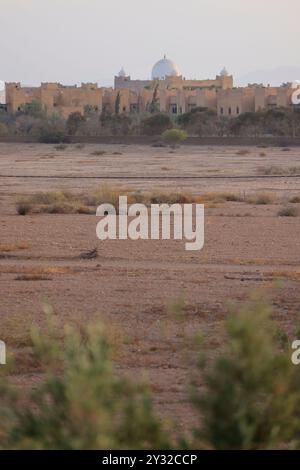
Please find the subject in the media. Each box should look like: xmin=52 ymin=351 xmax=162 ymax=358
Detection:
xmin=0 ymin=242 xmax=30 ymax=252
xmin=0 ymin=266 xmax=72 ymax=275
xmin=15 ymin=274 xmax=52 ymax=281
xmin=148 ymin=190 xmax=194 ymax=205
xmin=290 ymin=196 xmax=300 ymax=204
xmin=270 ymin=270 xmax=300 ymax=280
xmin=278 ymin=206 xmax=298 ymax=217
xmin=1 ymin=312 xmax=37 ymax=348
xmin=258 ymin=166 xmax=285 ymax=176
xmin=16 ymin=198 xmax=32 ymax=215
xmin=55 ymin=144 xmax=68 ymax=151
xmin=16 ymin=191 xmax=94 ymax=215
xmin=258 ymin=166 xmax=300 ymax=176
xmin=91 ymin=150 xmax=106 ymax=156
xmin=17 ymin=186 xmax=279 ymax=216
xmin=247 ymin=193 xmax=274 ymax=205
xmin=83 ymin=185 xmax=125 ymax=207
xmin=195 ymin=192 xmax=243 ymax=204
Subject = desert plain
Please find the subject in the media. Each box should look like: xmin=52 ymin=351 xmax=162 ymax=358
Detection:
xmin=0 ymin=142 xmax=300 ymax=434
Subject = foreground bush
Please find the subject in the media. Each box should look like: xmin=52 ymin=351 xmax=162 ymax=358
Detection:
xmin=162 ymin=129 xmax=187 ymax=148
xmin=0 ymin=309 xmax=168 ymax=450
xmin=192 ymin=294 xmax=300 ymax=450
xmin=1 ymin=295 xmax=300 ymax=449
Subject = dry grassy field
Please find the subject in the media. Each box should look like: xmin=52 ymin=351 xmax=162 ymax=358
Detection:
xmin=1 ymin=142 xmax=300 ymax=433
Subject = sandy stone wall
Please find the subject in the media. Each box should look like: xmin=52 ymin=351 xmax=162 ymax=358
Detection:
xmin=5 ymin=77 xmax=295 ymax=118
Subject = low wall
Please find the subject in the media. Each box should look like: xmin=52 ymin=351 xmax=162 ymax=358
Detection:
xmin=1 ymin=135 xmax=300 ymax=146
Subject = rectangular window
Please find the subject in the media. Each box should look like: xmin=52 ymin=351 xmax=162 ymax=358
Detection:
xmin=130 ymin=104 xmax=139 ymax=113
xmin=170 ymin=104 xmax=177 ymax=114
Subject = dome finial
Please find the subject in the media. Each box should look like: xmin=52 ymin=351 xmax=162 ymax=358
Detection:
xmin=220 ymin=66 xmax=229 ymax=77
xmin=118 ymin=67 xmax=126 ymax=78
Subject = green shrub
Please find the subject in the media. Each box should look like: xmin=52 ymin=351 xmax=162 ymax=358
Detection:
xmin=176 ymin=107 xmax=219 ymax=136
xmin=161 ymin=129 xmax=187 ymax=148
xmin=39 ymin=129 xmax=70 ymax=144
xmin=0 ymin=122 xmax=8 ymax=136
xmin=3 ymin=296 xmax=300 ymax=450
xmin=0 ymin=308 xmax=168 ymax=450
xmin=191 ymin=294 xmax=300 ymax=450
xmin=19 ymin=101 xmax=46 ymax=119
xmin=66 ymin=112 xmax=86 ymax=135
xmin=142 ymin=113 xmax=173 ymax=136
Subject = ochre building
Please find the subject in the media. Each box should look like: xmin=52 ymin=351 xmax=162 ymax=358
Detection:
xmin=5 ymin=57 xmax=297 ymax=118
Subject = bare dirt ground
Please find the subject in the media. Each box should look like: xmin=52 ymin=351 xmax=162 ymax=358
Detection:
xmin=0 ymin=143 xmax=300 ymax=435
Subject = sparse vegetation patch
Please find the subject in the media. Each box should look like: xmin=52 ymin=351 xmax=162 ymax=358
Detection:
xmin=278 ymin=206 xmax=298 ymax=217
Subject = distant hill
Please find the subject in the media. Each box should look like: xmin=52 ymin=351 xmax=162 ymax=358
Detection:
xmin=237 ymin=66 xmax=300 ymax=87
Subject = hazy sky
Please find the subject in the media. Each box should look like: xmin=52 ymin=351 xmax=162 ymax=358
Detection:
xmin=0 ymin=0 xmax=299 ymax=87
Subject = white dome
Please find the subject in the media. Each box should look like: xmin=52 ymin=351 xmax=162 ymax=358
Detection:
xmin=151 ymin=56 xmax=181 ymax=80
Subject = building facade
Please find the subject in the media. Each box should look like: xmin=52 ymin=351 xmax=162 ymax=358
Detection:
xmin=4 ymin=57 xmax=297 ymax=119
